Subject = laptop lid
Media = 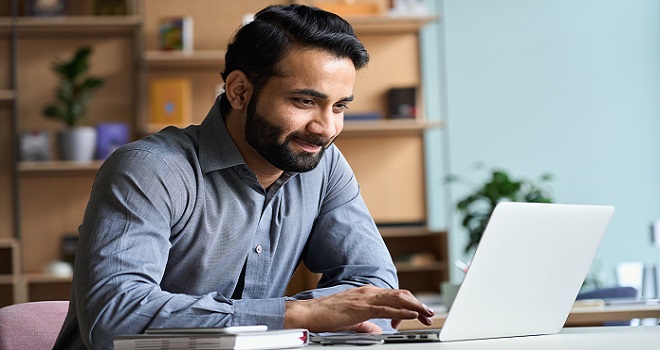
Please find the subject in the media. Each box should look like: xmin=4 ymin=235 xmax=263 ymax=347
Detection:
xmin=440 ymin=202 xmax=614 ymax=342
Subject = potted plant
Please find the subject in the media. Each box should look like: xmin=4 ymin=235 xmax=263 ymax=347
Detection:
xmin=449 ymin=166 xmax=554 ymax=253
xmin=43 ymin=46 xmax=104 ymax=161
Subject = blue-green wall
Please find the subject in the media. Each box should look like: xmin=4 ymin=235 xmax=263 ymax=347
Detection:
xmin=422 ymin=0 xmax=660 ymax=284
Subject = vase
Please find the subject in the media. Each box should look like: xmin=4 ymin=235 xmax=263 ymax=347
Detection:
xmin=56 ymin=126 xmax=97 ymax=161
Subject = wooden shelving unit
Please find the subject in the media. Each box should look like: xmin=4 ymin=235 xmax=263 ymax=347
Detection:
xmin=12 ymin=15 xmax=140 ymax=35
xmin=18 ymin=160 xmax=104 ymax=173
xmin=1 ymin=0 xmax=141 ymax=303
xmin=0 ymin=89 xmax=15 ymax=102
xmin=0 ymin=238 xmax=24 ymax=306
xmin=2 ymin=0 xmax=448 ymax=304
xmin=143 ymin=50 xmax=226 ymax=67
xmin=347 ymin=14 xmax=437 ymax=34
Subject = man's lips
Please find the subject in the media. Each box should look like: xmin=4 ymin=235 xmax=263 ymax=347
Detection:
xmin=293 ymin=138 xmax=323 ymax=153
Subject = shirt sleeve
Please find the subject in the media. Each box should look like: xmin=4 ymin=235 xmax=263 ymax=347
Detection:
xmin=72 ymin=146 xmax=287 ymax=350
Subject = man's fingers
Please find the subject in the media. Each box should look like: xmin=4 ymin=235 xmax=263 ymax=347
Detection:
xmin=349 ymin=321 xmax=382 ymax=334
xmin=370 ymin=288 xmax=435 ymax=318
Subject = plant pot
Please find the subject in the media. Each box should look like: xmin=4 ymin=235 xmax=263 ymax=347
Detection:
xmin=56 ymin=126 xmax=97 ymax=162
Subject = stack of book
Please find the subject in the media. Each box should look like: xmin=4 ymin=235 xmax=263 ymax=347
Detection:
xmin=113 ymin=326 xmax=309 ymax=350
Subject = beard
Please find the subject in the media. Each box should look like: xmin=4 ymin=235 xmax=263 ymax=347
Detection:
xmin=244 ymin=95 xmax=335 ymax=173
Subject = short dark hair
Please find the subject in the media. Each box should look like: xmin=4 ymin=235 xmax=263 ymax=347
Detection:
xmin=219 ymin=4 xmax=369 ymax=116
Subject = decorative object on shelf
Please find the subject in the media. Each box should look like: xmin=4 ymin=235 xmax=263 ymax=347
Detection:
xmin=24 ymin=0 xmax=68 ymax=16
xmin=19 ymin=129 xmax=51 ymax=161
xmin=94 ymin=0 xmax=129 ymax=15
xmin=96 ymin=122 xmax=130 ymax=160
xmin=61 ymin=234 xmax=78 ymax=266
xmin=159 ymin=16 xmax=193 ymax=52
xmin=448 ymin=165 xmax=554 ymax=253
xmin=149 ymin=77 xmax=192 ymax=129
xmin=315 ymin=0 xmax=381 ymax=16
xmin=44 ymin=260 xmax=73 ymax=277
xmin=388 ymin=87 xmax=417 ymax=119
xmin=43 ymin=46 xmax=105 ymax=162
xmin=344 ymin=112 xmax=382 ymax=121
xmin=389 ymin=0 xmax=429 ymax=16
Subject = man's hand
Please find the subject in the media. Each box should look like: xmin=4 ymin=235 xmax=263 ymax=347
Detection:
xmin=283 ymin=285 xmax=434 ymax=333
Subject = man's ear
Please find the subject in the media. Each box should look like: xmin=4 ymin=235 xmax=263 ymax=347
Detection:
xmin=225 ymin=70 xmax=253 ymax=110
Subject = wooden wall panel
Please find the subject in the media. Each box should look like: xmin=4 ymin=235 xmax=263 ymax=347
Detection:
xmin=336 ymin=135 xmax=426 ymax=223
xmin=19 ymin=174 xmax=94 ymax=272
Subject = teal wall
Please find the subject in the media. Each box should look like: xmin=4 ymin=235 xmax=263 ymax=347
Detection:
xmin=422 ymin=0 xmax=660 ymax=284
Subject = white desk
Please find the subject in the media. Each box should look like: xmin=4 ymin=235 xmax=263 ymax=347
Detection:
xmin=308 ymin=326 xmax=660 ymax=349
xmin=399 ymin=303 xmax=660 ymax=329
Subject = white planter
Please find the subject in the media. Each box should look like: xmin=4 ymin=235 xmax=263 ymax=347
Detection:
xmin=56 ymin=126 xmax=97 ymax=162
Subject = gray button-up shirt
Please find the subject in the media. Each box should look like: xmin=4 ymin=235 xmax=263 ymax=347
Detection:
xmin=54 ymin=100 xmax=398 ymax=350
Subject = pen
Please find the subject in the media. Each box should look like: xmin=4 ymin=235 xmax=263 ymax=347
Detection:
xmin=453 ymin=259 xmax=469 ymax=273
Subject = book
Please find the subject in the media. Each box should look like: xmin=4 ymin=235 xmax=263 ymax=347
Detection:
xmin=159 ymin=16 xmax=193 ymax=52
xmin=96 ymin=122 xmax=130 ymax=160
xmin=344 ymin=112 xmax=382 ymax=121
xmin=113 ymin=328 xmax=309 ymax=350
xmin=24 ymin=0 xmax=68 ymax=16
xmin=149 ymin=77 xmax=192 ymax=128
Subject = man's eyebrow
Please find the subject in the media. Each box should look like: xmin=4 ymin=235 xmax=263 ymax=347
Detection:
xmin=292 ymin=89 xmax=354 ymax=102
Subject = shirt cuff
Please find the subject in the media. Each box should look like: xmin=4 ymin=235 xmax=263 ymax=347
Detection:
xmin=231 ymin=297 xmax=286 ymax=329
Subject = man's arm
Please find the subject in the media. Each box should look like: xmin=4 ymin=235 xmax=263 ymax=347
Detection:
xmin=284 ymin=286 xmax=434 ymax=332
xmin=72 ymin=145 xmax=288 ymax=349
xmin=282 ymin=146 xmax=434 ymax=332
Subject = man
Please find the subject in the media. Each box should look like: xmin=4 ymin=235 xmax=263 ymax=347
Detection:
xmin=54 ymin=4 xmax=434 ymax=349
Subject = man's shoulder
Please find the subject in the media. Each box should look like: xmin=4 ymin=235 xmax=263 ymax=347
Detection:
xmin=105 ymin=126 xmax=201 ymax=175
xmin=119 ymin=126 xmax=199 ymax=157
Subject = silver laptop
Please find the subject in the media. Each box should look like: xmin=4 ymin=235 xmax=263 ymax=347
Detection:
xmin=313 ymin=202 xmax=615 ymax=343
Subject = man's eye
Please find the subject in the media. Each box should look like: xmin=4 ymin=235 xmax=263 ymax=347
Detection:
xmin=333 ymin=103 xmax=349 ymax=112
xmin=295 ymin=98 xmax=314 ymax=106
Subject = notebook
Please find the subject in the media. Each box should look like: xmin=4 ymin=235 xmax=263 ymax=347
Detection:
xmin=313 ymin=202 xmax=615 ymax=343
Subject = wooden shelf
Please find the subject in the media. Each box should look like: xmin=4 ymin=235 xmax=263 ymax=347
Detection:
xmin=0 ymin=238 xmax=17 ymax=248
xmin=379 ymin=225 xmax=444 ymax=238
xmin=24 ymin=273 xmax=72 ymax=284
xmin=347 ymin=15 xmax=438 ymax=34
xmin=0 ymin=275 xmax=16 ymax=285
xmin=18 ymin=160 xmax=104 ymax=173
xmin=13 ymin=16 xmax=141 ymax=36
xmin=395 ymin=261 xmax=447 ymax=272
xmin=0 ymin=18 xmax=11 ymax=34
xmin=144 ymin=50 xmax=226 ymax=68
xmin=342 ymin=119 xmax=443 ymax=136
xmin=0 ymin=89 xmax=16 ymax=103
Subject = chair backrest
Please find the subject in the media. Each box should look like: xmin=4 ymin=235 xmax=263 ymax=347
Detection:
xmin=576 ymin=286 xmax=638 ymax=300
xmin=576 ymin=286 xmax=639 ymax=326
xmin=0 ymin=301 xmax=69 ymax=350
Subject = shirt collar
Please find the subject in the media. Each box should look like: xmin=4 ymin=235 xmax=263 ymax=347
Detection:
xmin=198 ymin=98 xmax=301 ymax=182
xmin=198 ymin=98 xmax=246 ymax=175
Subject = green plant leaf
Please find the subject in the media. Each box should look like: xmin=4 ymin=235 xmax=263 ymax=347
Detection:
xmin=451 ymin=165 xmax=555 ymax=254
xmin=42 ymin=46 xmax=105 ymax=127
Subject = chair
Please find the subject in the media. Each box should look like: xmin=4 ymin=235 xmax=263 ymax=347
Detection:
xmin=0 ymin=301 xmax=69 ymax=350
xmin=576 ymin=286 xmax=638 ymax=300
xmin=576 ymin=286 xmax=638 ymax=326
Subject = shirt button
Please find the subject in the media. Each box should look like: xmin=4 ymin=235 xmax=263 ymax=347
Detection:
xmin=255 ymin=245 xmax=263 ymax=254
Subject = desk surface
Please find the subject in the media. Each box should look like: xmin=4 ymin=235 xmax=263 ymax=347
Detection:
xmin=308 ymin=326 xmax=660 ymax=349
xmin=399 ymin=302 xmax=660 ymax=329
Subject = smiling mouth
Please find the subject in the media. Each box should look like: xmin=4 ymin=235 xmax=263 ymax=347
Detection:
xmin=293 ymin=138 xmax=324 ymax=153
